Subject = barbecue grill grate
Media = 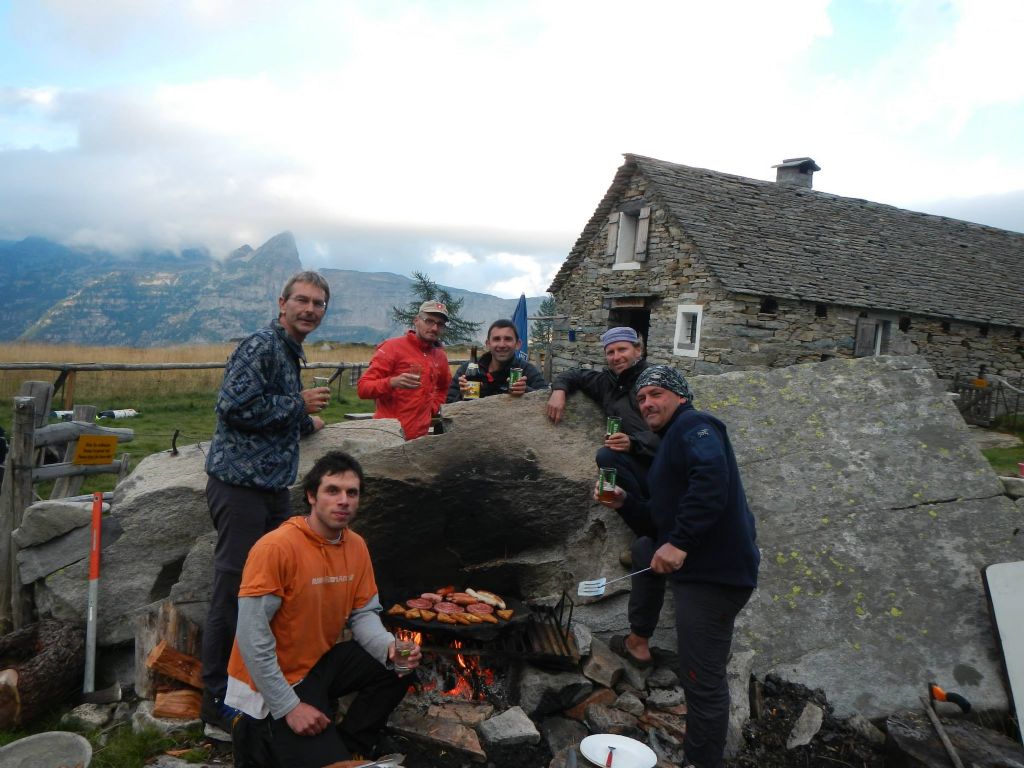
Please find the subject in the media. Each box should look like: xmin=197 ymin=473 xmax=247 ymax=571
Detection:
xmin=399 ymin=591 xmax=579 ymax=669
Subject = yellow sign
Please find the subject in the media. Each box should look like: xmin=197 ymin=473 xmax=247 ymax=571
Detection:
xmin=73 ymin=435 xmax=119 ymax=465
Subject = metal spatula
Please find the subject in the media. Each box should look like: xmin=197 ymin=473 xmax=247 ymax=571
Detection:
xmin=577 ymin=567 xmax=652 ymax=597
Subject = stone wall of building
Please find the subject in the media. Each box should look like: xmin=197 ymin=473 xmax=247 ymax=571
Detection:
xmin=550 ymin=171 xmax=1023 ymax=383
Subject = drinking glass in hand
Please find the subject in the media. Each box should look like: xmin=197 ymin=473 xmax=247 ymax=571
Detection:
xmin=394 ymin=638 xmax=418 ymax=676
xmin=598 ymin=467 xmax=617 ymax=503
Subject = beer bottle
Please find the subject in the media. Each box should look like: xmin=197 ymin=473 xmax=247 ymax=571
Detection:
xmin=464 ymin=346 xmax=481 ymax=399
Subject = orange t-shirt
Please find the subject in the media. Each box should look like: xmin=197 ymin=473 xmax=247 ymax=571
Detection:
xmin=227 ymin=516 xmax=378 ymax=693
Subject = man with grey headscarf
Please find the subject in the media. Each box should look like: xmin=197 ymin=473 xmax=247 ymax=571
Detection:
xmin=598 ymin=365 xmax=759 ymax=768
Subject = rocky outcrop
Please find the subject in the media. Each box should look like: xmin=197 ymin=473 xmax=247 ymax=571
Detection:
xmin=29 ymin=354 xmax=1023 ymax=720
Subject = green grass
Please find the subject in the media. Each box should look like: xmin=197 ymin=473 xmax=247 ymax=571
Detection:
xmin=981 ymin=420 xmax=1024 ymax=477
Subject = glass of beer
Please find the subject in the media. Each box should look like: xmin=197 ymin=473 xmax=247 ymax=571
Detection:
xmin=606 ymin=415 xmax=621 ymax=436
xmin=404 ymin=363 xmax=423 ymax=387
xmin=598 ymin=467 xmax=618 ymax=503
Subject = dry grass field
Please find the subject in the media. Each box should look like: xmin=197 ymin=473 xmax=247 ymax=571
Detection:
xmin=0 ymin=340 xmax=381 ymax=402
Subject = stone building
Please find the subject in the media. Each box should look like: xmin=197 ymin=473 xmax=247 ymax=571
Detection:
xmin=547 ymin=154 xmax=1024 ymax=383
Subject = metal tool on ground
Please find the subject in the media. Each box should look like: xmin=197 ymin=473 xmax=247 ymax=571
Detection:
xmin=83 ymin=491 xmax=103 ymax=694
xmin=929 ymin=681 xmax=972 ymax=713
xmin=920 ymin=695 xmax=965 ymax=768
xmin=578 ymin=567 xmax=652 ymax=597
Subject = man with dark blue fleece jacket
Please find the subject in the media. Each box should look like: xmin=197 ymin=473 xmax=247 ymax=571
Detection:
xmin=599 ymin=365 xmax=759 ymax=768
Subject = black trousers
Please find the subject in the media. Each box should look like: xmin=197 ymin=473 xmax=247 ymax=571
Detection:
xmin=627 ymin=536 xmax=666 ymax=638
xmin=671 ymin=581 xmax=752 ymax=768
xmin=201 ymin=475 xmax=292 ymax=701
xmin=264 ymin=641 xmax=409 ymax=767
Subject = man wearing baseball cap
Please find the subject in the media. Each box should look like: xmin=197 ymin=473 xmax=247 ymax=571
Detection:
xmin=357 ymin=300 xmax=452 ymax=440
xmin=546 ymin=325 xmax=658 ymax=510
xmin=598 ymin=365 xmax=759 ymax=768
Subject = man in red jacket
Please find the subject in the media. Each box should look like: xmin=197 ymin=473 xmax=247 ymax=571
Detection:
xmin=357 ymin=301 xmax=452 ymax=439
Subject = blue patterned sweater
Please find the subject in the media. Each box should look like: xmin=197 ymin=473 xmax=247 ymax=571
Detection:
xmin=205 ymin=320 xmax=315 ymax=490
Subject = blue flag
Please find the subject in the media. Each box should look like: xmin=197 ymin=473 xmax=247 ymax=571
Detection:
xmin=512 ymin=293 xmax=529 ymax=363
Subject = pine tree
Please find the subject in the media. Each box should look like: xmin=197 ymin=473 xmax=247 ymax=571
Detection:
xmin=530 ymin=295 xmax=557 ymax=347
xmin=389 ymin=271 xmax=481 ymax=345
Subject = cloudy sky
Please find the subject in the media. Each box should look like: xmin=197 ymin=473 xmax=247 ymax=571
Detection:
xmin=1 ymin=0 xmax=1022 ymax=298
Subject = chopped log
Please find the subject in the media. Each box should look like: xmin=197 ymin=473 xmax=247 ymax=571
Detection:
xmin=135 ymin=600 xmax=202 ymax=699
xmin=146 ymin=640 xmax=203 ymax=690
xmin=153 ymin=688 xmax=202 ymax=720
xmin=0 ymin=619 xmax=85 ymax=728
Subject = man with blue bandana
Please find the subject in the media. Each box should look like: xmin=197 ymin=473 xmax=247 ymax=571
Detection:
xmin=597 ymin=365 xmax=759 ymax=768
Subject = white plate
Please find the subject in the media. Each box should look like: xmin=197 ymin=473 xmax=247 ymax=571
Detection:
xmin=579 ymin=734 xmax=657 ymax=768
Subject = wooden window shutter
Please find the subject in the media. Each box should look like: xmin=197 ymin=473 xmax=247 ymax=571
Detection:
xmin=634 ymin=206 xmax=651 ymax=261
xmin=854 ymin=317 xmax=878 ymax=357
xmin=605 ymin=212 xmax=619 ymax=257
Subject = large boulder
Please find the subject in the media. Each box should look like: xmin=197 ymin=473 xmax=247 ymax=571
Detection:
xmin=35 ymin=420 xmax=404 ymax=644
xmin=31 ymin=355 xmax=1023 ymax=721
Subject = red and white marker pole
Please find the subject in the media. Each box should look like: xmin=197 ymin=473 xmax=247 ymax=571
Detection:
xmin=83 ymin=490 xmax=103 ymax=694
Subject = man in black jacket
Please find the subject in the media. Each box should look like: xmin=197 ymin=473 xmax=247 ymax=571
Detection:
xmin=599 ymin=365 xmax=759 ymax=768
xmin=546 ymin=326 xmax=658 ymax=504
xmin=446 ymin=319 xmax=547 ymax=402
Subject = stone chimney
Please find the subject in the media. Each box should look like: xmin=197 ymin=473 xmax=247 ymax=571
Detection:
xmin=772 ymin=157 xmax=820 ymax=189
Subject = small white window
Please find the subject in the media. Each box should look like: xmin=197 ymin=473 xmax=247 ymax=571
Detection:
xmin=673 ymin=304 xmax=702 ymax=358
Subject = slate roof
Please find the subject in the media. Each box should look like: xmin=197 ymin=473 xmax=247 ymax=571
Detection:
xmin=550 ymin=154 xmax=1024 ymax=329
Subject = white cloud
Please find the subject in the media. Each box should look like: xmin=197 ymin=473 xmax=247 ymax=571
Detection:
xmin=1 ymin=0 xmax=1022 ymax=296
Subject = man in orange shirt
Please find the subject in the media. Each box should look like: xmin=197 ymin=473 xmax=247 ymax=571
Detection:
xmin=357 ymin=300 xmax=452 ymax=439
xmin=225 ymin=451 xmax=419 ymax=766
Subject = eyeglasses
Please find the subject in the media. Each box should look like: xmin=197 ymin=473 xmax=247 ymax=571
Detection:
xmin=418 ymin=315 xmax=447 ymax=328
xmin=288 ymin=295 xmax=328 ymax=311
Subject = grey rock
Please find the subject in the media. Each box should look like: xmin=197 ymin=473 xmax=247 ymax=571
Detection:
xmin=132 ymin=700 xmax=200 ymax=736
xmin=60 ymin=702 xmax=114 ymax=731
xmin=12 ymin=499 xmax=110 ymax=547
xmin=517 ymin=665 xmax=593 ymax=718
xmin=1001 ymin=476 xmax=1024 ymax=498
xmin=615 ymin=691 xmax=645 ymax=716
xmin=786 ymin=702 xmax=824 ymax=749
xmin=582 ymin=636 xmax=624 ymax=689
xmin=846 ymin=713 xmax=886 ymax=745
xmin=0 ymin=731 xmax=92 ymax=767
xmin=584 ymin=703 xmax=644 ymax=740
xmin=478 ymin=705 xmax=540 ymax=747
xmin=647 ymin=666 xmax=680 ymax=689
xmin=572 ymin=622 xmax=593 ymax=657
xmin=646 ymin=687 xmax=686 ymax=709
xmin=17 ymin=514 xmax=123 ymax=584
xmin=619 ymin=660 xmax=651 ymax=692
xmin=726 ymin=650 xmax=756 ymax=758
xmin=539 ymin=715 xmax=588 ymax=757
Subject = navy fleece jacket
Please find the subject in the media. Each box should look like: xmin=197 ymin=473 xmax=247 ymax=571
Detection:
xmin=620 ymin=401 xmax=760 ymax=588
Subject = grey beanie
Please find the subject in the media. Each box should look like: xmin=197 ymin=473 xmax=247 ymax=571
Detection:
xmin=633 ymin=365 xmax=693 ymax=402
xmin=600 ymin=326 xmax=639 ymax=347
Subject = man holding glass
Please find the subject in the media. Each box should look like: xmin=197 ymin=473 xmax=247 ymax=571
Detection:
xmin=202 ymin=271 xmax=331 ymax=737
xmin=225 ymin=451 xmax=416 ymax=767
xmin=358 ymin=300 xmax=452 ymax=439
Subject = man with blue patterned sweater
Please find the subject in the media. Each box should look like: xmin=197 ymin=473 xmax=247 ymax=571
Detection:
xmin=200 ymin=270 xmax=332 ymax=738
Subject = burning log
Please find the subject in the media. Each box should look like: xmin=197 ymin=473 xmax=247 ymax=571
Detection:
xmin=0 ymin=619 xmax=85 ymax=728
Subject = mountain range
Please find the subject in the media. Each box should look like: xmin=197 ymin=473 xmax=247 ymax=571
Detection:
xmin=0 ymin=232 xmax=545 ymax=346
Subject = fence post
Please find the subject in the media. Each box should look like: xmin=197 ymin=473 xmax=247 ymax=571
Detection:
xmin=51 ymin=404 xmax=98 ymax=499
xmin=0 ymin=396 xmax=38 ymax=632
